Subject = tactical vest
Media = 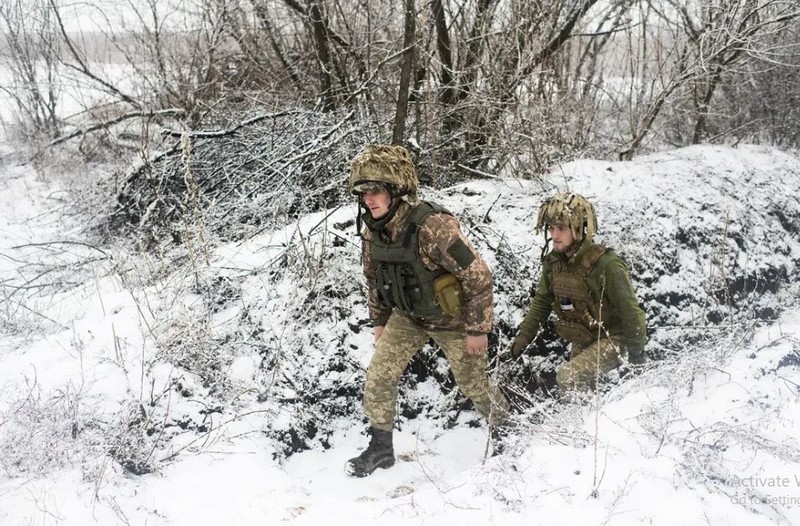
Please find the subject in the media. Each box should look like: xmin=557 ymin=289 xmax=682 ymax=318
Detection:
xmin=549 ymin=244 xmax=607 ymax=346
xmin=371 ymin=202 xmax=450 ymax=317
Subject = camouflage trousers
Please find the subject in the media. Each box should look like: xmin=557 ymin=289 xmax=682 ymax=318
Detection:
xmin=556 ymin=338 xmax=629 ymax=394
xmin=364 ymin=312 xmax=509 ymax=432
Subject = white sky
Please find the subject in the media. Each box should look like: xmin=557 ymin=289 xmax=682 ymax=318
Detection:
xmin=52 ymin=0 xmax=200 ymax=33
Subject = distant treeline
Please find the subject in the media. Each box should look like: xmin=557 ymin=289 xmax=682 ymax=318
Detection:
xmin=2 ymin=0 xmax=799 ymax=172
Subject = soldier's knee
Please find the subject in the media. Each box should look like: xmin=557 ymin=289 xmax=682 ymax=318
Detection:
xmin=453 ymin=371 xmax=482 ymax=394
xmin=367 ymin=344 xmax=406 ymax=384
xmin=556 ymin=363 xmax=595 ymax=393
xmin=364 ymin=358 xmax=385 ymax=389
xmin=364 ymin=367 xmax=380 ymax=394
xmin=365 ymin=361 xmax=398 ymax=396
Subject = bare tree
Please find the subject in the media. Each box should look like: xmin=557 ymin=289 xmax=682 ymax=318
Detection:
xmin=415 ymin=0 xmax=617 ymax=171
xmin=677 ymin=0 xmax=800 ymax=144
xmin=617 ymin=0 xmax=800 ymax=158
xmin=0 ymin=0 xmax=62 ymax=139
xmin=392 ymin=0 xmax=416 ymax=144
xmin=5 ymin=0 xmax=799 ymax=169
xmin=249 ymin=0 xmax=304 ymax=89
xmin=722 ymin=22 xmax=800 ymax=146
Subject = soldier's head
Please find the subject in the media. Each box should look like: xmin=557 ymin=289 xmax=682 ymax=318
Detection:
xmin=535 ymin=193 xmax=597 ymax=253
xmin=349 ymin=144 xmax=419 ymax=219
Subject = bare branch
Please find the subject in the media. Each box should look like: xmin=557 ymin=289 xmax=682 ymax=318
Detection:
xmin=161 ymin=110 xmax=306 ymax=138
xmin=37 ymin=109 xmax=186 ymax=153
xmin=47 ymin=0 xmax=142 ymax=109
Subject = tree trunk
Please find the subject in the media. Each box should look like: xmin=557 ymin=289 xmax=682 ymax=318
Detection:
xmin=692 ymin=67 xmax=723 ymax=144
xmin=308 ymin=0 xmax=335 ymax=111
xmin=251 ymin=0 xmax=303 ymax=89
xmin=392 ymin=0 xmax=417 ymax=144
xmin=430 ymin=0 xmax=455 ymax=106
xmin=455 ymin=0 xmax=498 ymax=105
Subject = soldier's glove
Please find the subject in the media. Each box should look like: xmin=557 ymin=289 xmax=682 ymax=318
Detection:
xmin=510 ymin=332 xmax=534 ymax=359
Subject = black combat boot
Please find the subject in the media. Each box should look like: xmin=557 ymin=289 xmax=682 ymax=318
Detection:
xmin=345 ymin=427 xmax=395 ymax=477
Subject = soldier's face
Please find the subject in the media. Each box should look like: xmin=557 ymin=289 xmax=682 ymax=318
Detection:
xmin=548 ymin=223 xmax=575 ymax=252
xmin=363 ymin=190 xmax=392 ymax=219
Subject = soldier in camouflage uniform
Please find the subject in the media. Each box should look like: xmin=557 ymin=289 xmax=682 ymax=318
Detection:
xmin=345 ymin=144 xmax=510 ymax=477
xmin=510 ymin=193 xmax=647 ymax=396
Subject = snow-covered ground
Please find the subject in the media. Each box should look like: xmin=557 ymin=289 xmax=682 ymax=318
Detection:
xmin=2 ymin=133 xmax=800 ymax=525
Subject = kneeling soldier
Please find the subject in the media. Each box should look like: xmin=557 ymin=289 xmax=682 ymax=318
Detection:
xmin=510 ymin=193 xmax=647 ymax=396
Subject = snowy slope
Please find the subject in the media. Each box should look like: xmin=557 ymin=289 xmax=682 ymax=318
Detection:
xmin=1 ymin=142 xmax=800 ymax=525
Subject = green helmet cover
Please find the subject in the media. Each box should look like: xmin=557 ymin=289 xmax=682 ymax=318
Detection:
xmin=348 ymin=144 xmax=418 ymax=202
xmin=536 ymin=192 xmax=598 ymax=242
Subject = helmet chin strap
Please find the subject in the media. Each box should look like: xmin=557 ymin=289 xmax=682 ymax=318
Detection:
xmin=356 ymin=195 xmax=364 ymax=236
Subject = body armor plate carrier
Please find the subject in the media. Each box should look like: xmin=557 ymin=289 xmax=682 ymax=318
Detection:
xmin=550 ymin=244 xmax=607 ymax=345
xmin=371 ymin=202 xmax=451 ymax=318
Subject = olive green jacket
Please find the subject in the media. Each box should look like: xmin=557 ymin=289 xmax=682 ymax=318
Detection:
xmin=518 ymin=239 xmax=647 ymax=350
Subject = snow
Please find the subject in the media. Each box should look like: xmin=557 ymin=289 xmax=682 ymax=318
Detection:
xmin=3 ymin=126 xmax=800 ymax=525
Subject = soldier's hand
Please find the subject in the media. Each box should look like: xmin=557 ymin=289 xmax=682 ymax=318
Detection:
xmin=374 ymin=326 xmax=385 ymax=342
xmin=510 ymin=332 xmax=533 ymax=359
xmin=466 ymin=334 xmax=488 ymax=355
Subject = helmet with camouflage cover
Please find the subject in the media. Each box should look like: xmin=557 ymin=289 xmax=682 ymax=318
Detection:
xmin=536 ymin=192 xmax=598 ymax=243
xmin=348 ymin=144 xmax=419 ymax=203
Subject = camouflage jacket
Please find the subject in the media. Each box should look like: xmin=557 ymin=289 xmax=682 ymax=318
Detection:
xmin=362 ymin=201 xmax=493 ymax=334
xmin=518 ymin=239 xmax=647 ymax=350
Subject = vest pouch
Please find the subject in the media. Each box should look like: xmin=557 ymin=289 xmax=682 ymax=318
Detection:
xmin=433 ymin=273 xmax=462 ymax=318
xmin=554 ymin=320 xmax=595 ymax=346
